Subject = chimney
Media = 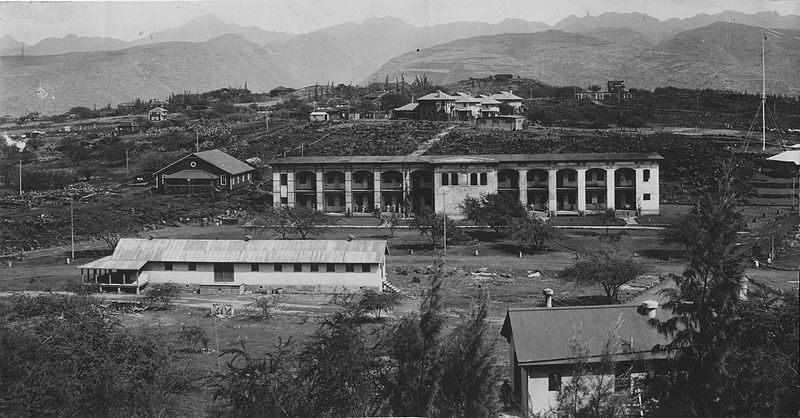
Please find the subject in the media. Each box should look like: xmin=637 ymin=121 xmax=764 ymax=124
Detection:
xmin=148 ymin=235 xmax=154 ymax=240
xmin=543 ymin=288 xmax=553 ymax=308
xmin=638 ymin=300 xmax=658 ymax=318
xmin=243 ymin=235 xmax=252 ymax=241
xmin=347 ymin=235 xmax=355 ymax=242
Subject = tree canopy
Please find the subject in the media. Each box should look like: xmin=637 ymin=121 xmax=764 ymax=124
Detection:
xmin=559 ymin=245 xmax=650 ymax=303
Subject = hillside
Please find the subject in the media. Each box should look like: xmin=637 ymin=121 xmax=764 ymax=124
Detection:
xmin=369 ymin=23 xmax=800 ymax=96
xmin=0 ymin=35 xmax=293 ymax=116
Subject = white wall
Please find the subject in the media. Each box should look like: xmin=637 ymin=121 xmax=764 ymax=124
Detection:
xmin=434 ymin=167 xmax=497 ymax=218
xmin=637 ymin=164 xmax=660 ymax=214
xmin=142 ymin=261 xmax=383 ymax=292
xmin=525 ymin=367 xmax=616 ymax=415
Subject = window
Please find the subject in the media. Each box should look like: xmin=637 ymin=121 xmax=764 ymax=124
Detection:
xmin=164 ymin=262 xmax=173 ymax=271
xmin=251 ymin=263 xmax=259 ymax=272
xmin=361 ymin=264 xmax=371 ymax=272
xmin=327 ymin=195 xmax=336 ymax=206
xmin=470 ymin=173 xmax=478 ymax=185
xmin=220 ymin=175 xmax=227 ymax=185
xmin=188 ymin=263 xmax=197 ymax=271
xmin=643 ymin=169 xmax=651 ymax=182
xmin=346 ymin=264 xmax=355 ymax=272
xmin=498 ymin=171 xmax=506 ymax=182
xmin=310 ymin=264 xmax=319 ymax=272
xmin=480 ymin=173 xmax=487 ymax=185
xmin=280 ymin=173 xmax=288 ymax=185
xmin=274 ymin=263 xmax=283 ymax=272
xmin=568 ymin=172 xmax=576 ymax=182
xmin=451 ymin=173 xmax=459 ymax=185
xmin=441 ymin=173 xmax=449 ymax=186
xmin=548 ymin=373 xmax=562 ymax=391
xmin=293 ymin=263 xmax=303 ymax=272
xmin=326 ymin=264 xmax=336 ymax=272
xmin=643 ymin=193 xmax=651 ymax=201
xmin=281 ymin=197 xmax=288 ymax=205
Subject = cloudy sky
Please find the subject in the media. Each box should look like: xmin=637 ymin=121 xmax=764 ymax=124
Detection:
xmin=1 ymin=0 xmax=797 ymax=43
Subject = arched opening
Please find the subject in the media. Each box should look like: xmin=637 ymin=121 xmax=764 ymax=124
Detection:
xmin=497 ymin=169 xmax=519 ymax=200
xmin=352 ymin=171 xmax=374 ymax=214
xmin=295 ymin=171 xmax=316 ymax=209
xmin=323 ymin=171 xmax=345 ymax=213
xmin=585 ymin=168 xmax=607 ymax=212
xmin=526 ymin=169 xmax=548 ymax=211
xmin=556 ymin=169 xmax=578 ymax=212
xmin=409 ymin=170 xmax=434 ymax=213
xmin=381 ymin=170 xmax=404 ymax=213
xmin=615 ymin=168 xmax=636 ymax=210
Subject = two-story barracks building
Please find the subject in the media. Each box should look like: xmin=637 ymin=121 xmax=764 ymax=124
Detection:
xmin=270 ymin=153 xmax=662 ymax=217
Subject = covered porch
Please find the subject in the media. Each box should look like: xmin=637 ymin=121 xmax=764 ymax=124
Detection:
xmin=78 ymin=257 xmax=148 ymax=294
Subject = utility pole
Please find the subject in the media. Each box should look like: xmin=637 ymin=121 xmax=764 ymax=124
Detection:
xmin=442 ymin=190 xmax=447 ymax=256
xmin=762 ymin=29 xmax=767 ymax=152
xmin=70 ymin=196 xmax=75 ymax=261
xmin=18 ymin=160 xmax=22 ymax=195
xmin=125 ymin=149 xmax=129 ymax=181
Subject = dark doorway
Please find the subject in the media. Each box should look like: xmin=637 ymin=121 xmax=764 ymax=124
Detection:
xmin=214 ymin=263 xmax=235 ymax=282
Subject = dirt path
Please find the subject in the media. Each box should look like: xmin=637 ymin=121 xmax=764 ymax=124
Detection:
xmin=410 ymin=124 xmax=455 ymax=156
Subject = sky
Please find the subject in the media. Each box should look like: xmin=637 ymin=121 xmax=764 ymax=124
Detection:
xmin=1 ymin=0 xmax=798 ymax=44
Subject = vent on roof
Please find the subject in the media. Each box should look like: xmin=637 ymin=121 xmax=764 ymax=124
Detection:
xmin=543 ymin=288 xmax=553 ymax=308
xmin=638 ymin=300 xmax=658 ymax=318
xmin=244 ymin=235 xmax=252 ymax=241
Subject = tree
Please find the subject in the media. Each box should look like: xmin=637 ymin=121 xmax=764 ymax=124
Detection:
xmin=648 ymin=169 xmax=747 ymax=416
xmin=378 ymin=212 xmax=400 ymax=237
xmin=559 ymin=246 xmax=650 ymax=303
xmin=144 ymin=283 xmax=181 ymax=310
xmin=410 ymin=209 xmax=457 ymax=249
xmin=244 ymin=206 xmax=293 ymax=239
xmin=507 ymin=215 xmax=562 ymax=252
xmin=357 ymin=289 xmax=401 ymax=320
xmin=289 ymin=207 xmax=336 ymax=239
xmin=460 ymin=193 xmax=526 ymax=236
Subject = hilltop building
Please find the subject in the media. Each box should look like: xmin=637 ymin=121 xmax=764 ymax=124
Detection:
xmin=270 ymin=152 xmax=661 ymax=216
xmin=153 ymin=149 xmax=254 ymax=192
xmin=416 ymin=90 xmax=457 ymax=121
xmin=149 ymin=107 xmax=168 ymax=122
xmin=575 ymin=81 xmax=633 ymax=101
xmin=78 ymin=238 xmax=389 ymax=294
xmin=489 ymin=90 xmax=524 ymax=114
xmin=269 ymin=86 xmax=296 ymax=97
xmin=501 ymin=302 xmax=672 ymax=415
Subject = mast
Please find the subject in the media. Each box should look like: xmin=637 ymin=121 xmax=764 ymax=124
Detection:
xmin=762 ymin=29 xmax=767 ymax=151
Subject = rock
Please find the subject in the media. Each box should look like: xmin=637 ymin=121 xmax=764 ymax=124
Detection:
xmin=476 ymin=267 xmax=488 ymax=273
xmin=527 ymin=271 xmax=542 ymax=278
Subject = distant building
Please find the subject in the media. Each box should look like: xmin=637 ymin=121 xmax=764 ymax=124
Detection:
xmin=78 ymin=238 xmax=389 ymax=294
xmin=269 ymin=86 xmax=296 ymax=97
xmin=153 ymin=149 xmax=255 ymax=192
xmin=416 ymin=90 xmax=457 ymax=121
xmin=490 ymin=91 xmax=524 ymax=114
xmin=309 ymin=111 xmax=330 ymax=122
xmin=270 ymin=152 xmax=662 ymax=216
xmin=149 ymin=107 xmax=168 ymax=122
xmin=115 ymin=121 xmax=139 ymax=134
xmin=501 ymin=303 xmax=673 ymax=415
xmin=476 ymin=115 xmax=525 ymax=131
xmin=575 ymin=81 xmax=632 ymax=101
xmin=477 ymin=96 xmax=502 ymax=117
xmin=316 ymin=106 xmax=350 ymax=121
xmin=390 ymin=102 xmax=419 ymax=120
xmin=453 ymin=92 xmax=481 ymax=120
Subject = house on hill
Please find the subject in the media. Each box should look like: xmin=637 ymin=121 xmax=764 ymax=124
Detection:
xmin=477 ymin=96 xmax=502 ymax=117
xmin=490 ymin=91 xmax=524 ymax=114
xmin=416 ymin=90 xmax=456 ymax=121
xmin=453 ymin=92 xmax=481 ymax=120
xmin=115 ymin=121 xmax=138 ymax=134
xmin=78 ymin=238 xmax=390 ymax=294
xmin=149 ymin=107 xmax=168 ymax=122
xmin=153 ymin=149 xmax=254 ymax=193
xmin=269 ymin=86 xmax=296 ymax=97
xmin=501 ymin=302 xmax=673 ymax=415
xmin=390 ymin=102 xmax=419 ymax=120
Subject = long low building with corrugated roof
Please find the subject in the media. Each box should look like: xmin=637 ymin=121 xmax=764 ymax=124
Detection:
xmin=78 ymin=238 xmax=389 ymax=294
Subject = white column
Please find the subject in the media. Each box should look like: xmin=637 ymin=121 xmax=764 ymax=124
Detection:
xmin=344 ymin=169 xmax=353 ymax=212
xmin=272 ymin=171 xmax=281 ymax=206
xmin=402 ymin=169 xmax=410 ymax=213
xmin=635 ymin=168 xmax=645 ymax=213
xmin=373 ymin=169 xmax=382 ymax=212
xmin=606 ymin=167 xmax=616 ymax=210
xmin=286 ymin=171 xmax=296 ymax=207
xmin=548 ymin=169 xmax=557 ymax=214
xmin=518 ymin=169 xmax=527 ymax=207
xmin=316 ymin=169 xmax=324 ymax=211
xmin=577 ymin=168 xmax=586 ymax=213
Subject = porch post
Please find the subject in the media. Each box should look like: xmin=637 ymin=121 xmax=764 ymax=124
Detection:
xmin=547 ymin=169 xmax=557 ymax=215
xmin=518 ymin=169 xmax=527 ymax=207
xmin=315 ymin=169 xmax=324 ymax=211
xmin=606 ymin=167 xmax=616 ymax=210
xmin=287 ymin=171 xmax=296 ymax=207
xmin=577 ymin=168 xmax=587 ymax=213
xmin=373 ymin=169 xmax=382 ymax=212
xmin=345 ymin=169 xmax=353 ymax=212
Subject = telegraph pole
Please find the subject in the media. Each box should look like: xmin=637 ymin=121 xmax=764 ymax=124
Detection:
xmin=442 ymin=190 xmax=447 ymax=256
xmin=18 ymin=160 xmax=22 ymax=195
xmin=761 ymin=29 xmax=767 ymax=151
xmin=70 ymin=196 xmax=75 ymax=261
xmin=125 ymin=149 xmax=129 ymax=181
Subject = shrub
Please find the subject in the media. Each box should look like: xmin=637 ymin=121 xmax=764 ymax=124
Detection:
xmin=144 ymin=283 xmax=181 ymax=310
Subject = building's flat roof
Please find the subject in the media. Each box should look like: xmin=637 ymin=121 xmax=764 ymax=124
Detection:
xmin=270 ymin=152 xmax=663 ymax=166
xmin=500 ymin=305 xmax=672 ymax=366
xmin=81 ymin=238 xmax=389 ymax=266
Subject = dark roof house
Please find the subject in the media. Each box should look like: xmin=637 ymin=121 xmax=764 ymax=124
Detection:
xmin=153 ymin=149 xmax=255 ymax=192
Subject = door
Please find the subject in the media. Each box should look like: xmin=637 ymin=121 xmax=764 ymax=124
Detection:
xmin=214 ymin=263 xmax=234 ymax=282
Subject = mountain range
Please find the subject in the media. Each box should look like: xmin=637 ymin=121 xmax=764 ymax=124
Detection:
xmin=1 ymin=11 xmax=799 ymax=115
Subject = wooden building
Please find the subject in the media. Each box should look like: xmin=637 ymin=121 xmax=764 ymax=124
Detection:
xmin=153 ymin=149 xmax=254 ymax=192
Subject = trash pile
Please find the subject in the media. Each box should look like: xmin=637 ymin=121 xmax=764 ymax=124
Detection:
xmin=0 ymin=183 xmax=119 ymax=207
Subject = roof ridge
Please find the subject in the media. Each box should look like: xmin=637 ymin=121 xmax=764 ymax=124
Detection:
xmin=507 ymin=304 xmax=642 ymax=312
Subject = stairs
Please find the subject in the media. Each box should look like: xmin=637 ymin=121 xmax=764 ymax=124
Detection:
xmin=382 ymin=281 xmax=401 ymax=294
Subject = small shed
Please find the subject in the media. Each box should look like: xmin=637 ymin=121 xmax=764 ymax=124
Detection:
xmin=309 ymin=111 xmax=330 ymax=122
xmin=476 ymin=115 xmax=525 ymax=131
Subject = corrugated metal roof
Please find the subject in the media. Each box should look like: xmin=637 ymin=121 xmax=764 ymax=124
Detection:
xmin=491 ymin=91 xmax=524 ymax=101
xmin=477 ymin=96 xmax=502 ymax=105
xmin=104 ymin=238 xmax=388 ymax=264
xmin=500 ymin=305 xmax=672 ymax=365
xmin=78 ymin=256 xmax=147 ymax=270
xmin=454 ymin=92 xmax=480 ymax=103
xmin=271 ymin=153 xmax=664 ymax=166
xmin=394 ymin=103 xmax=419 ymax=111
xmin=417 ymin=91 xmax=456 ymax=101
xmin=194 ymin=150 xmax=254 ymax=175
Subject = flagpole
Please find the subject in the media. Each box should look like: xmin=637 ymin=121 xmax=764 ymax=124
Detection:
xmin=762 ymin=29 xmax=766 ymax=152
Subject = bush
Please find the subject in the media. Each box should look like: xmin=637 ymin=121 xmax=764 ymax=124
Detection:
xmin=144 ymin=283 xmax=181 ymax=310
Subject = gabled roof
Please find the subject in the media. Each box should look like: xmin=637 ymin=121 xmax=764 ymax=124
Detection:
xmin=363 ymin=91 xmax=389 ymax=100
xmin=393 ymin=103 xmax=419 ymax=112
xmin=154 ymin=149 xmax=254 ymax=176
xmin=477 ymin=96 xmax=502 ymax=105
xmin=417 ymin=91 xmax=456 ymax=101
xmin=491 ymin=91 xmax=523 ymax=101
xmin=149 ymin=107 xmax=168 ymax=113
xmin=270 ymin=86 xmax=295 ymax=91
xmin=501 ymin=305 xmax=672 ymax=366
xmin=86 ymin=238 xmax=389 ymax=265
xmin=766 ymin=150 xmax=800 ymax=166
xmin=454 ymin=92 xmax=480 ymax=103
